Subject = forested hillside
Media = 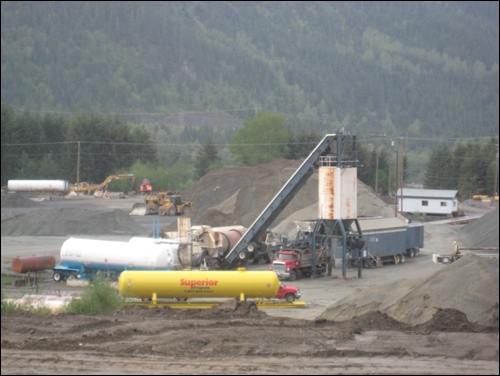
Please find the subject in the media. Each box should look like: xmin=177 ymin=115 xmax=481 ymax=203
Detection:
xmin=1 ymin=1 xmax=498 ymax=139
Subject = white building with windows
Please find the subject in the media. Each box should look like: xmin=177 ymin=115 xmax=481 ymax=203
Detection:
xmin=396 ymin=188 xmax=459 ymax=216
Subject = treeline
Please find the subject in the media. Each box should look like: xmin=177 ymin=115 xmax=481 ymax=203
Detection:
xmin=1 ymin=1 xmax=498 ymax=140
xmin=1 ymin=104 xmax=158 ymax=187
xmin=3 ymin=105 xmax=497 ymax=199
xmin=424 ymin=139 xmax=499 ymax=199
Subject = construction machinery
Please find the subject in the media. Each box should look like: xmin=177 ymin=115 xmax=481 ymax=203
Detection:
xmin=200 ymin=132 xmax=367 ymax=281
xmin=69 ymin=174 xmax=135 ymax=197
xmin=131 ymin=191 xmax=195 ymax=216
xmin=432 ymin=241 xmax=499 ymax=264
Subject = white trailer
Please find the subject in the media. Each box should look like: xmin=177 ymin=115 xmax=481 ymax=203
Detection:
xmin=52 ymin=237 xmax=180 ymax=281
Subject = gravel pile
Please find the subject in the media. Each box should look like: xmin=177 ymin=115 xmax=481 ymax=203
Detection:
xmin=317 ymin=254 xmax=499 ymax=328
xmin=1 ymin=207 xmax=145 ymax=236
xmin=460 ymin=206 xmax=499 ymax=248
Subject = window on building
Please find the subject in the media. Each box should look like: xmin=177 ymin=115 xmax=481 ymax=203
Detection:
xmin=441 ymin=202 xmax=447 ymax=207
xmin=422 ymin=200 xmax=428 ymax=206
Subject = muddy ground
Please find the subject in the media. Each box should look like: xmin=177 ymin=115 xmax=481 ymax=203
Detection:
xmin=1 ymin=163 xmax=499 ymax=375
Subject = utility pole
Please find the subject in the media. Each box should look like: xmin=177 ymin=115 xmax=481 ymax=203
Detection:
xmin=76 ymin=141 xmax=81 ymax=192
xmin=493 ymin=144 xmax=499 ymax=206
xmin=398 ymin=137 xmax=404 ymax=216
xmin=375 ymin=144 xmax=379 ymax=195
xmin=372 ymin=134 xmax=397 ymax=199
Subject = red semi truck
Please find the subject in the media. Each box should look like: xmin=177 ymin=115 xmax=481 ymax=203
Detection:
xmin=269 ymin=247 xmax=328 ymax=281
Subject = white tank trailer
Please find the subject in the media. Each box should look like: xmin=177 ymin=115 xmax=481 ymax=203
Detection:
xmin=52 ymin=237 xmax=180 ymax=282
xmin=7 ymin=180 xmax=70 ymax=193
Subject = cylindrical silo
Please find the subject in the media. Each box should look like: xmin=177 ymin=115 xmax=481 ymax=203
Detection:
xmin=318 ymin=166 xmax=357 ymax=220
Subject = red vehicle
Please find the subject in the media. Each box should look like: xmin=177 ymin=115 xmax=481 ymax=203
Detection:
xmin=274 ymin=284 xmax=301 ymax=302
xmin=270 ymin=248 xmax=328 ymax=281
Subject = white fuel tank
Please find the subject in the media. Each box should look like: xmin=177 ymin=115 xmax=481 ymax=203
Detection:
xmin=60 ymin=237 xmax=180 ymax=270
xmin=7 ymin=180 xmax=70 ymax=193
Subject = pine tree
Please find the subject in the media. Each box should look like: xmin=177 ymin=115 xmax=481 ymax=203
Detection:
xmin=424 ymin=144 xmax=452 ymax=189
xmin=195 ymin=134 xmax=221 ymax=180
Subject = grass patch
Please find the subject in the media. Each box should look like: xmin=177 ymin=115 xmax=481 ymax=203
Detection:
xmin=1 ymin=294 xmax=53 ymax=315
xmin=65 ymin=275 xmax=126 ymax=315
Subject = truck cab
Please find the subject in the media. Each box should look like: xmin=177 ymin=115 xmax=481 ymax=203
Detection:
xmin=274 ymin=284 xmax=301 ymax=302
xmin=270 ymin=247 xmax=327 ymax=281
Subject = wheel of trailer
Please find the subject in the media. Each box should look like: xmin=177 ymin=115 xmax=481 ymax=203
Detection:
xmin=442 ymin=257 xmax=451 ymax=264
xmin=414 ymin=249 xmax=420 ymax=257
xmin=399 ymin=254 xmax=406 ymax=263
xmin=67 ymin=272 xmax=78 ymax=280
xmin=409 ymin=249 xmax=415 ymax=258
xmin=182 ymin=206 xmax=191 ymax=215
xmin=285 ymin=293 xmax=295 ymax=302
xmin=246 ymin=243 xmax=257 ymax=255
xmin=394 ymin=254 xmax=400 ymax=265
xmin=238 ymin=250 xmax=247 ymax=260
xmin=166 ymin=206 xmax=176 ymax=216
xmin=289 ymin=270 xmax=297 ymax=281
xmin=53 ymin=272 xmax=63 ymax=282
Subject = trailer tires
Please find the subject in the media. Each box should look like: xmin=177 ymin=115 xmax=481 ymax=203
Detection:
xmin=67 ymin=272 xmax=78 ymax=280
xmin=399 ymin=254 xmax=406 ymax=264
xmin=238 ymin=250 xmax=247 ymax=260
xmin=247 ymin=243 xmax=257 ymax=254
xmin=394 ymin=254 xmax=400 ymax=265
xmin=442 ymin=257 xmax=451 ymax=264
xmin=53 ymin=271 xmax=64 ymax=282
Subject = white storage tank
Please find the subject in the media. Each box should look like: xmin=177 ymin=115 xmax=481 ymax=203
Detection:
xmin=7 ymin=180 xmax=70 ymax=193
xmin=60 ymin=237 xmax=180 ymax=270
xmin=318 ymin=166 xmax=357 ymax=220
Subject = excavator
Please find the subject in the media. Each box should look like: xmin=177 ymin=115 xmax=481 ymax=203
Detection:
xmin=70 ymin=174 xmax=135 ymax=198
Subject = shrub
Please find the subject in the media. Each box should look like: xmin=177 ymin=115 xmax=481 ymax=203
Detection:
xmin=65 ymin=276 xmax=125 ymax=315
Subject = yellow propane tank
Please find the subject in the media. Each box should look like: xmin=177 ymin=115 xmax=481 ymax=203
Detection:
xmin=119 ymin=268 xmax=280 ymax=301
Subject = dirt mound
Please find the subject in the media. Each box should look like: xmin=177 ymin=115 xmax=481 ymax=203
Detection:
xmin=317 ymin=254 xmax=499 ymax=328
xmin=1 ymin=194 xmax=42 ymax=208
xmin=1 ymin=208 xmax=145 ymax=236
xmin=183 ymin=159 xmax=395 ymax=236
xmin=460 ymin=206 xmax=499 ymax=248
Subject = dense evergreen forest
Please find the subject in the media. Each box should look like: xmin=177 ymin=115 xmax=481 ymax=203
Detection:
xmin=1 ymin=2 xmax=498 ymax=198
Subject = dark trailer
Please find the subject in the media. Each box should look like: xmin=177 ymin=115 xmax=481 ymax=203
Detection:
xmin=338 ymin=217 xmax=424 ymax=266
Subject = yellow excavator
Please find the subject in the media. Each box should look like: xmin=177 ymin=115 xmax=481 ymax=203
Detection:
xmin=70 ymin=174 xmax=135 ymax=198
xmin=130 ymin=191 xmax=195 ymax=216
